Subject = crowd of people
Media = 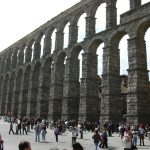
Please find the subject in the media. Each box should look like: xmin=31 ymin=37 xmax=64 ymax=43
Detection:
xmin=1 ymin=115 xmax=150 ymax=150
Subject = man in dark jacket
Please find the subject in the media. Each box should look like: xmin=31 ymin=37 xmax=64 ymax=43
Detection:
xmin=92 ymin=129 xmax=101 ymax=150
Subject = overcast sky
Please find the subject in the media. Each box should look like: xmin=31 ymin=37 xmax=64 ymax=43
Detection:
xmin=0 ymin=0 xmax=150 ymax=76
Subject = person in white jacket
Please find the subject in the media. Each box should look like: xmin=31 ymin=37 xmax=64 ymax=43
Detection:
xmin=122 ymin=130 xmax=131 ymax=150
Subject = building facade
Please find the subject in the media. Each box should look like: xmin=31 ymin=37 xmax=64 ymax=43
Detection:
xmin=0 ymin=0 xmax=150 ymax=124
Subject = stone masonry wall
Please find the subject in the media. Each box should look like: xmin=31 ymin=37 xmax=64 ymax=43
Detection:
xmin=0 ymin=0 xmax=150 ymax=124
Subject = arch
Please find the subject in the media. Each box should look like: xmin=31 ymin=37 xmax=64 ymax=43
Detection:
xmin=71 ymin=45 xmax=83 ymax=58
xmin=111 ymin=30 xmax=129 ymax=75
xmin=63 ymin=22 xmax=70 ymax=48
xmin=71 ymin=45 xmax=83 ymax=80
xmin=136 ymin=19 xmax=150 ymax=81
xmin=6 ymin=52 xmax=12 ymax=71
xmin=95 ymin=3 xmax=106 ymax=33
xmin=56 ymin=51 xmax=67 ymax=64
xmin=87 ymin=39 xmax=105 ymax=117
xmin=17 ymin=49 xmax=21 ymax=66
xmin=23 ymin=46 xmax=27 ymax=63
xmin=11 ymin=49 xmax=18 ymax=69
xmin=51 ymin=28 xmax=57 ymax=54
xmin=77 ymin=13 xmax=86 ymax=42
xmin=18 ymin=44 xmax=25 ymax=66
xmin=119 ymin=35 xmax=129 ymax=75
xmin=111 ymin=30 xmax=128 ymax=49
xmin=145 ymin=28 xmax=150 ymax=80
xmin=111 ymin=30 xmax=129 ymax=118
xmin=40 ymin=34 xmax=45 ymax=58
xmin=25 ymin=39 xmax=35 ymax=62
xmin=72 ymin=9 xmax=86 ymax=25
xmin=88 ymin=38 xmax=104 ymax=56
xmin=136 ymin=20 xmax=150 ymax=39
xmin=36 ymin=32 xmax=45 ymax=58
xmin=117 ymin=0 xmax=130 ymax=24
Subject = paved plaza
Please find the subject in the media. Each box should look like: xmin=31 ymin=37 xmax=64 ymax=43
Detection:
xmin=0 ymin=120 xmax=150 ymax=150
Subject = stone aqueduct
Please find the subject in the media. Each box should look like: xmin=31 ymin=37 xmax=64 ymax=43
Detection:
xmin=0 ymin=0 xmax=150 ymax=124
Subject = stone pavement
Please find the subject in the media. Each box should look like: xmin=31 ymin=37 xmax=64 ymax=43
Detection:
xmin=0 ymin=120 xmax=150 ymax=150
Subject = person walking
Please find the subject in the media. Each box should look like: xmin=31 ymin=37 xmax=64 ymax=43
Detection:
xmin=101 ymin=129 xmax=108 ymax=148
xmin=139 ymin=125 xmax=145 ymax=146
xmin=72 ymin=126 xmax=78 ymax=145
xmin=132 ymin=128 xmax=138 ymax=148
xmin=92 ymin=128 xmax=101 ymax=150
xmin=18 ymin=120 xmax=22 ymax=134
xmin=34 ymin=122 xmax=41 ymax=142
xmin=22 ymin=121 xmax=28 ymax=135
xmin=123 ymin=129 xmax=131 ymax=150
xmin=41 ymin=124 xmax=46 ymax=142
xmin=9 ymin=122 xmax=14 ymax=134
xmin=79 ymin=127 xmax=83 ymax=139
xmin=54 ymin=126 xmax=59 ymax=142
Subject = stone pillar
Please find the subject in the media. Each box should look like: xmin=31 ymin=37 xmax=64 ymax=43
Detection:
xmin=106 ymin=1 xmax=117 ymax=30
xmin=36 ymin=67 xmax=44 ymax=117
xmin=33 ymin=42 xmax=41 ymax=60
xmin=48 ymin=62 xmax=65 ymax=121
xmin=0 ymin=78 xmax=4 ymax=115
xmin=79 ymin=53 xmax=100 ymax=121
xmin=6 ymin=54 xmax=12 ymax=71
xmin=1 ymin=57 xmax=6 ymax=73
xmin=36 ymin=64 xmax=51 ymax=118
xmin=85 ymin=16 xmax=96 ymax=38
xmin=68 ymin=24 xmax=78 ymax=47
xmin=26 ymin=66 xmax=40 ymax=117
xmin=26 ymin=82 xmax=38 ymax=117
xmin=11 ymin=71 xmax=23 ymax=117
xmin=0 ymin=58 xmax=2 ymax=73
xmin=5 ymin=76 xmax=14 ymax=115
xmin=17 ymin=74 xmax=24 ymax=118
xmin=100 ymin=45 xmax=122 ymax=123
xmin=126 ymin=37 xmax=149 ymax=124
xmin=21 ymin=69 xmax=31 ymax=117
xmin=11 ymin=78 xmax=19 ymax=117
xmin=55 ymin=30 xmax=64 ymax=51
xmin=61 ymin=58 xmax=80 ymax=120
xmin=43 ymin=37 xmax=51 ymax=56
xmin=25 ymin=47 xmax=32 ymax=63
xmin=4 ymin=78 xmax=11 ymax=114
xmin=1 ymin=76 xmax=9 ymax=115
xmin=130 ymin=0 xmax=141 ymax=10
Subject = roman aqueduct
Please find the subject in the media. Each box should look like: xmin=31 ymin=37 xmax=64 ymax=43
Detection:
xmin=0 ymin=0 xmax=150 ymax=124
